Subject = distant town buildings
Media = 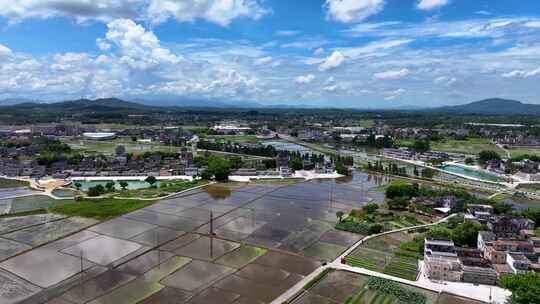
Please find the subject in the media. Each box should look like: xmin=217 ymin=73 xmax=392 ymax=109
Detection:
xmin=212 ymin=123 xmax=251 ymax=135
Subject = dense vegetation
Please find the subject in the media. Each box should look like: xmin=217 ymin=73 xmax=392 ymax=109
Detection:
xmin=385 ymin=181 xmax=513 ymax=214
xmin=500 ymin=272 xmax=540 ymax=304
xmin=478 ymin=150 xmax=501 ymax=164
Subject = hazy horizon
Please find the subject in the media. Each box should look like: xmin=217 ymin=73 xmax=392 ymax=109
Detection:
xmin=1 ymin=0 xmax=540 ymax=107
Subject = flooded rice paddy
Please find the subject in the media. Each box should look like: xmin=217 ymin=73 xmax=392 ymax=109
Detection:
xmin=0 ymin=171 xmax=393 ymax=304
xmin=1 ymin=194 xmax=71 ymax=215
xmin=0 ymin=170 xmax=523 ymax=303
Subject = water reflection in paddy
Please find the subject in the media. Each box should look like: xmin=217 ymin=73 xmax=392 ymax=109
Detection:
xmin=2 ymin=171 xmax=393 ymax=304
xmin=189 ymin=171 xmax=392 ymax=256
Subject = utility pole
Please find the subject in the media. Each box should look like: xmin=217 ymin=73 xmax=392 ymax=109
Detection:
xmin=80 ymin=250 xmax=84 ymax=297
xmin=156 ymin=229 xmax=161 ymax=269
xmin=210 ymin=211 xmax=215 ymax=236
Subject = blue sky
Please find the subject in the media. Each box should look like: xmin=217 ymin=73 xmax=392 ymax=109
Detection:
xmin=1 ymin=0 xmax=540 ymax=108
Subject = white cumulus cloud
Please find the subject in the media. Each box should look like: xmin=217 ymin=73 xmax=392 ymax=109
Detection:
xmin=502 ymin=67 xmax=540 ymax=79
xmin=319 ymin=51 xmax=345 ymax=71
xmin=525 ymin=21 xmax=540 ymax=28
xmin=295 ymin=74 xmax=315 ymax=84
xmin=323 ymin=84 xmax=338 ymax=92
xmin=146 ymin=0 xmax=269 ymax=26
xmin=103 ymin=19 xmax=180 ymax=69
xmin=434 ymin=76 xmax=457 ymax=86
xmin=324 ymin=0 xmax=385 ymax=23
xmin=417 ymin=0 xmax=450 ymax=11
xmin=314 ymin=47 xmax=325 ymax=56
xmin=0 ymin=0 xmax=141 ymax=23
xmin=254 ymin=56 xmax=273 ymax=66
xmin=374 ymin=68 xmax=410 ymax=80
xmin=0 ymin=44 xmax=12 ymax=56
xmin=0 ymin=0 xmax=268 ymax=26
xmin=96 ymin=38 xmax=112 ymax=51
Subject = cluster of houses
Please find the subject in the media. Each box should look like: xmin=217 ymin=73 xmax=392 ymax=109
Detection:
xmin=212 ymin=123 xmax=252 ymax=135
xmin=0 ymin=147 xmax=201 ymax=179
xmin=382 ymin=148 xmax=450 ymax=163
xmin=478 ymin=156 xmax=540 ymax=181
xmin=424 ymin=205 xmax=538 ymax=285
xmin=497 ymin=134 xmax=540 ymax=147
xmin=0 ymin=123 xmax=196 ymax=146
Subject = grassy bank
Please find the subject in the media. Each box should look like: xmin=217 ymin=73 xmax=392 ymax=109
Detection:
xmin=115 ymin=179 xmax=208 ymax=199
xmin=430 ymin=138 xmax=504 ymax=155
xmin=0 ymin=178 xmax=29 ymax=188
xmin=50 ymin=198 xmax=154 ymax=220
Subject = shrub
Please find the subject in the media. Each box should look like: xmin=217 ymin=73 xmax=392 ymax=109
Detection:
xmin=386 ymin=182 xmax=418 ymax=199
xmin=335 ymin=163 xmax=350 ymax=175
xmin=105 ymin=181 xmax=115 ymax=192
xmin=119 ymin=181 xmax=129 ymax=190
xmin=367 ymin=277 xmax=426 ymax=304
xmin=368 ymin=223 xmax=383 ymax=234
xmin=336 ymin=221 xmax=372 ymax=235
xmin=363 ymin=203 xmax=379 ymax=213
xmin=336 ymin=221 xmax=382 ymax=235
xmin=388 ymin=196 xmax=410 ymax=210
xmin=145 ymin=176 xmax=157 ymax=185
xmin=87 ymin=184 xmax=105 ymax=197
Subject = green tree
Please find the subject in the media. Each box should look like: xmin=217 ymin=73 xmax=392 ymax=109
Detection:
xmin=229 ymin=156 xmax=243 ymax=169
xmin=500 ymin=272 xmax=540 ymax=304
xmin=194 ymin=155 xmax=208 ymax=167
xmin=387 ymin=196 xmax=410 ymax=210
xmin=145 ymin=176 xmax=157 ymax=186
xmin=87 ymin=184 xmax=105 ymax=197
xmin=363 ymin=203 xmax=379 ymax=214
xmin=289 ymin=157 xmax=303 ymax=171
xmin=200 ymin=169 xmax=213 ymax=180
xmin=421 ymin=168 xmax=436 ymax=179
xmin=385 ymin=182 xmax=418 ymax=199
xmin=335 ymin=163 xmax=349 ymax=175
xmin=207 ymin=156 xmax=231 ymax=182
xmin=451 ymin=221 xmax=483 ymax=247
xmin=119 ymin=181 xmax=128 ymax=191
xmin=522 ymin=208 xmax=540 ymax=226
xmin=413 ymin=139 xmax=430 ymax=153
xmin=368 ymin=224 xmax=383 ymax=234
xmin=105 ymin=181 xmax=116 ymax=192
xmin=478 ymin=150 xmax=501 ymax=164
xmin=427 ymin=225 xmax=453 ymax=240
xmin=464 ymin=157 xmax=475 ymax=165
xmin=336 ymin=210 xmax=344 ymax=222
xmin=493 ymin=201 xmax=513 ymax=214
xmin=74 ymin=182 xmax=82 ymax=191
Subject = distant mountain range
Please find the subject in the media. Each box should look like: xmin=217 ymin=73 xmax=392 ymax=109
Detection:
xmin=0 ymin=97 xmax=315 ymax=111
xmin=0 ymin=98 xmax=160 ymax=114
xmin=0 ymin=97 xmax=539 ymax=114
xmin=437 ymin=98 xmax=540 ymax=115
